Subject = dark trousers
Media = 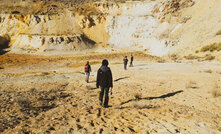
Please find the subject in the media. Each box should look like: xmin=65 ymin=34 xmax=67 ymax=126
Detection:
xmin=99 ymin=87 xmax=109 ymax=107
xmin=124 ymin=64 xmax=127 ymax=70
xmin=130 ymin=61 xmax=133 ymax=67
xmin=85 ymin=72 xmax=90 ymax=83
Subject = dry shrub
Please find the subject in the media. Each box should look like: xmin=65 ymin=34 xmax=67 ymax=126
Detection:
xmin=211 ymin=89 xmax=221 ymax=97
xmin=170 ymin=53 xmax=179 ymax=60
xmin=200 ymin=43 xmax=221 ymax=52
xmin=184 ymin=54 xmax=199 ymax=60
xmin=212 ymin=83 xmax=221 ymax=97
xmin=216 ymin=30 xmax=221 ymax=35
xmin=133 ymin=93 xmax=142 ymax=100
xmin=86 ymin=85 xmax=93 ymax=90
xmin=186 ymin=80 xmax=197 ymax=88
xmin=41 ymin=72 xmax=50 ymax=76
xmin=131 ymin=101 xmax=145 ymax=108
xmin=204 ymin=55 xmax=215 ymax=61
xmin=158 ymin=59 xmax=166 ymax=63
xmin=204 ymin=69 xmax=213 ymax=73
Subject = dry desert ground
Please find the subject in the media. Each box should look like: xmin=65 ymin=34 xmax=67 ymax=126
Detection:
xmin=0 ymin=52 xmax=221 ymax=134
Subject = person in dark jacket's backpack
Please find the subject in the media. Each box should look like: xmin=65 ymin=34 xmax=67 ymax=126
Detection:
xmin=96 ymin=59 xmax=113 ymax=108
xmin=85 ymin=61 xmax=92 ymax=83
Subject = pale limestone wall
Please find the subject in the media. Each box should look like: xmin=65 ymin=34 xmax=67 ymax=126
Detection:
xmin=103 ymin=1 xmax=174 ymax=56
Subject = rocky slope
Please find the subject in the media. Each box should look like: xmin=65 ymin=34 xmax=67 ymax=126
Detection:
xmin=0 ymin=0 xmax=220 ymax=60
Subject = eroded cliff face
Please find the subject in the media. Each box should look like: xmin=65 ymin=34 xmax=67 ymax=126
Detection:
xmin=0 ymin=11 xmax=94 ymax=52
xmin=0 ymin=0 xmax=220 ymax=59
xmin=105 ymin=1 xmax=171 ymax=56
xmin=75 ymin=0 xmax=195 ymax=56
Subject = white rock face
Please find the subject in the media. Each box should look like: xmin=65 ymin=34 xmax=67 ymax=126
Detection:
xmin=0 ymin=1 xmax=186 ymax=56
xmin=105 ymin=1 xmax=172 ymax=56
xmin=2 ymin=0 xmax=219 ymax=59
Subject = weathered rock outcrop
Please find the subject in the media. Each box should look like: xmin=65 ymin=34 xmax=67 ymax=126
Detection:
xmin=0 ymin=35 xmax=10 ymax=52
xmin=0 ymin=12 xmax=85 ymax=52
xmin=11 ymin=34 xmax=95 ymax=52
xmin=0 ymin=0 xmax=220 ymax=59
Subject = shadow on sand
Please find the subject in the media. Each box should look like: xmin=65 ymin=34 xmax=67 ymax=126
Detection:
xmin=117 ymin=105 xmax=160 ymax=110
xmin=88 ymin=80 xmax=96 ymax=83
xmin=133 ymin=64 xmax=149 ymax=67
xmin=120 ymin=90 xmax=183 ymax=105
xmin=114 ymin=77 xmax=130 ymax=82
xmin=0 ymin=50 xmax=8 ymax=55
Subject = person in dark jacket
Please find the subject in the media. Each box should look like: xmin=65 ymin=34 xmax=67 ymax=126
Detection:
xmin=85 ymin=61 xmax=92 ymax=83
xmin=129 ymin=54 xmax=134 ymax=67
xmin=96 ymin=59 xmax=113 ymax=108
xmin=123 ymin=56 xmax=128 ymax=70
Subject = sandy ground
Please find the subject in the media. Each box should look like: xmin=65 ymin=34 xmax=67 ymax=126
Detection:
xmin=0 ymin=52 xmax=221 ymax=134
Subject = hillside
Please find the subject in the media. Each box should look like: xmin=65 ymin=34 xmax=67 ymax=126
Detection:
xmin=0 ymin=0 xmax=220 ymax=60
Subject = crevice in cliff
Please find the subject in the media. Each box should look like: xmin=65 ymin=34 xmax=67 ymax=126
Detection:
xmin=0 ymin=35 xmax=10 ymax=55
xmin=80 ymin=34 xmax=96 ymax=46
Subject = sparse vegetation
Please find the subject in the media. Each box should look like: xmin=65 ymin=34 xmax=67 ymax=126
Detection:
xmin=184 ymin=54 xmax=199 ymax=60
xmin=0 ymin=87 xmax=71 ymax=133
xmin=216 ymin=30 xmax=221 ymax=36
xmin=186 ymin=80 xmax=198 ymax=89
xmin=200 ymin=43 xmax=221 ymax=52
xmin=212 ymin=82 xmax=221 ymax=97
xmin=204 ymin=54 xmax=215 ymax=61
xmin=170 ymin=53 xmax=179 ymax=61
xmin=131 ymin=101 xmax=145 ymax=108
xmin=157 ymin=59 xmax=166 ymax=63
xmin=134 ymin=93 xmax=142 ymax=100
xmin=204 ymin=69 xmax=212 ymax=73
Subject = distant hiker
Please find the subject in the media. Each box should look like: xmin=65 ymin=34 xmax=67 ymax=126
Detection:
xmin=130 ymin=54 xmax=134 ymax=67
xmin=123 ymin=56 xmax=128 ymax=70
xmin=96 ymin=59 xmax=113 ymax=108
xmin=85 ymin=61 xmax=91 ymax=83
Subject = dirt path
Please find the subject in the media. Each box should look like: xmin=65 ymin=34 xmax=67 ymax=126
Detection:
xmin=0 ymin=53 xmax=221 ymax=133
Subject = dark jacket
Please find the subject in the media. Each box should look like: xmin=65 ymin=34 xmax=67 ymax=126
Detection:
xmin=131 ymin=56 xmax=133 ymax=62
xmin=123 ymin=58 xmax=128 ymax=65
xmin=96 ymin=66 xmax=113 ymax=88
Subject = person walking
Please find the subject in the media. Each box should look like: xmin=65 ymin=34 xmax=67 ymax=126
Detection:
xmin=96 ymin=59 xmax=113 ymax=108
xmin=130 ymin=54 xmax=134 ymax=67
xmin=85 ymin=61 xmax=92 ymax=83
xmin=123 ymin=56 xmax=128 ymax=70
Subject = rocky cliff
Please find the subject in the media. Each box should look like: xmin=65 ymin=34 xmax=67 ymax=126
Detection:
xmin=0 ymin=0 xmax=220 ymax=60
